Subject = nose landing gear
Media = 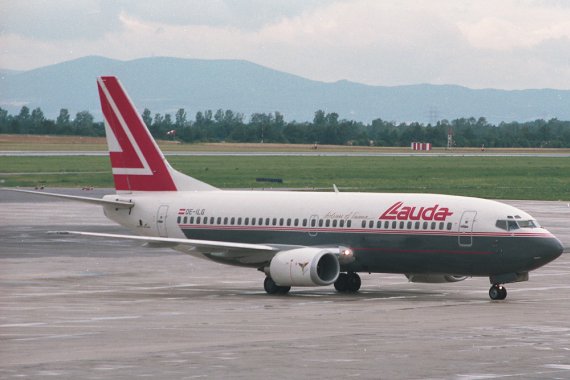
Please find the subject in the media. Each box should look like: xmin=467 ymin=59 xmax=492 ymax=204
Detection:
xmin=489 ymin=284 xmax=507 ymax=300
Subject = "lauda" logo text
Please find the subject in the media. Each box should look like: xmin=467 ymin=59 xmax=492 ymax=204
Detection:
xmin=379 ymin=201 xmax=453 ymax=221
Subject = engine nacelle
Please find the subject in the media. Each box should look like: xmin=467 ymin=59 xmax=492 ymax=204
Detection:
xmin=269 ymin=248 xmax=340 ymax=287
xmin=405 ymin=274 xmax=468 ymax=283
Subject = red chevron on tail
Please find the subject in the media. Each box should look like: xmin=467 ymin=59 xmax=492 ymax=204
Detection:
xmin=97 ymin=76 xmax=177 ymax=192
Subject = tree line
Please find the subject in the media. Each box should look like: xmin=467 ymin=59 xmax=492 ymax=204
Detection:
xmin=1 ymin=106 xmax=570 ymax=148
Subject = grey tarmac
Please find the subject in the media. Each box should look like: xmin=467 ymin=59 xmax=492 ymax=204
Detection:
xmin=1 ymin=191 xmax=569 ymax=379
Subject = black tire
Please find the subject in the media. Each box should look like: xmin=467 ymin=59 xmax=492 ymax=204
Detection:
xmin=347 ymin=272 xmax=361 ymax=292
xmin=489 ymin=284 xmax=505 ymax=300
xmin=334 ymin=273 xmax=348 ymax=292
xmin=264 ymin=276 xmax=280 ymax=294
xmin=499 ymin=286 xmax=507 ymax=300
xmin=277 ymin=285 xmax=291 ymax=294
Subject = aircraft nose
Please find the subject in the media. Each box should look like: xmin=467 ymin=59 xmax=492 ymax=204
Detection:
xmin=537 ymin=236 xmax=564 ymax=264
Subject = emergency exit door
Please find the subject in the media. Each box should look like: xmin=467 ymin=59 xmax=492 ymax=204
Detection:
xmin=156 ymin=205 xmax=169 ymax=237
xmin=458 ymin=211 xmax=477 ymax=247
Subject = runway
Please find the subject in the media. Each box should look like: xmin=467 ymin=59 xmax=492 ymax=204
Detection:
xmin=1 ymin=192 xmax=569 ymax=379
xmin=2 ymin=150 xmax=570 ymax=157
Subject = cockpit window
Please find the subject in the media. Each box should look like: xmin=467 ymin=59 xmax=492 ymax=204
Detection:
xmin=518 ymin=220 xmax=538 ymax=228
xmin=496 ymin=219 xmax=539 ymax=231
xmin=507 ymin=221 xmax=519 ymax=231
xmin=495 ymin=220 xmax=508 ymax=231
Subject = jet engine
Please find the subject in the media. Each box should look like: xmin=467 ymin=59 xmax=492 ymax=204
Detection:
xmin=268 ymin=248 xmax=340 ymax=287
xmin=405 ymin=274 xmax=468 ymax=283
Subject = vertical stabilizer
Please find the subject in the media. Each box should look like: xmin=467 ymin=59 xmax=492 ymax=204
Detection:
xmin=97 ymin=76 xmax=217 ymax=193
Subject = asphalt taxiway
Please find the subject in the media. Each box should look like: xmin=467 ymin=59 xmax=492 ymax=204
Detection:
xmin=1 ymin=191 xmax=569 ymax=379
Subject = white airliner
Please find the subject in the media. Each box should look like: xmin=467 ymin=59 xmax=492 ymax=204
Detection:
xmin=9 ymin=76 xmax=564 ymax=300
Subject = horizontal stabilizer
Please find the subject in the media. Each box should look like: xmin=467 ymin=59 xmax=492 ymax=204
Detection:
xmin=1 ymin=188 xmax=134 ymax=208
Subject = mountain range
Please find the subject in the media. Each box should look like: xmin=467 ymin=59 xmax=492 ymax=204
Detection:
xmin=1 ymin=56 xmax=569 ymax=124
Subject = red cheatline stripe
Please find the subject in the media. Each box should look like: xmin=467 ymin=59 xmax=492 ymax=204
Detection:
xmin=177 ymin=224 xmax=554 ymax=238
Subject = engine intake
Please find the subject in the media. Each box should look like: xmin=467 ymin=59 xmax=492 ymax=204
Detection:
xmin=269 ymin=248 xmax=340 ymax=287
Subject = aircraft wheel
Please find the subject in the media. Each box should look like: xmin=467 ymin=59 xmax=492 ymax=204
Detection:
xmin=347 ymin=272 xmax=361 ymax=292
xmin=489 ymin=284 xmax=507 ymax=300
xmin=264 ymin=276 xmax=280 ymax=294
xmin=499 ymin=286 xmax=507 ymax=300
xmin=264 ymin=276 xmax=290 ymax=295
xmin=334 ymin=273 xmax=348 ymax=292
xmin=277 ymin=285 xmax=291 ymax=294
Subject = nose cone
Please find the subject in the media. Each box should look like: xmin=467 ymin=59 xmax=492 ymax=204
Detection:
xmin=534 ymin=236 xmax=564 ymax=268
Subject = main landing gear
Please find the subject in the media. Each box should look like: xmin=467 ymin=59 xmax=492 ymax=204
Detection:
xmin=263 ymin=276 xmax=291 ymax=295
xmin=489 ymin=284 xmax=507 ymax=300
xmin=334 ymin=272 xmax=361 ymax=293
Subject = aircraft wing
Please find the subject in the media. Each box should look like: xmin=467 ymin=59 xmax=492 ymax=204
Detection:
xmin=54 ymin=231 xmax=279 ymax=252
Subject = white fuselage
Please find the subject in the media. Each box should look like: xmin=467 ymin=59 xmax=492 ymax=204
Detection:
xmin=102 ymin=190 xmax=562 ymax=277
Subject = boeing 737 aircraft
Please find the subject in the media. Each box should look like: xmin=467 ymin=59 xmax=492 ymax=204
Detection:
xmin=9 ymin=77 xmax=564 ymax=300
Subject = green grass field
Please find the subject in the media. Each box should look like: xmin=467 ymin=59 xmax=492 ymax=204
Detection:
xmin=1 ymin=155 xmax=568 ymax=200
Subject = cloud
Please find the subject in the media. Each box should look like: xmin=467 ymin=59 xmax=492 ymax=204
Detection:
xmin=1 ymin=0 xmax=569 ymax=89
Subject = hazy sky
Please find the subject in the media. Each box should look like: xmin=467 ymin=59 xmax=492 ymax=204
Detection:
xmin=1 ymin=0 xmax=570 ymax=89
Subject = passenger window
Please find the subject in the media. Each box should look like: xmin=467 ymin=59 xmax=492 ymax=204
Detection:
xmin=319 ymin=220 xmax=324 ymax=227
xmin=190 ymin=217 xmax=194 ymax=224
xmin=244 ymin=218 xmax=249 ymax=226
xmin=415 ymin=222 xmax=420 ymax=229
xmin=238 ymin=217 xmax=242 ymax=225
xmin=177 ymin=216 xmax=181 ymax=224
xmin=217 ymin=217 xmax=221 ymax=224
xmin=446 ymin=222 xmax=452 ymax=230
xmin=325 ymin=219 xmax=330 ymax=227
xmin=287 ymin=218 xmax=291 ymax=226
xmin=339 ymin=220 xmax=344 ymax=227
xmin=303 ymin=219 xmax=307 ymax=227
xmin=384 ymin=221 xmax=390 ymax=229
xmin=183 ymin=216 xmax=188 ymax=224
xmin=272 ymin=218 xmax=277 ymax=226
xmin=231 ymin=217 xmax=235 ymax=225
xmin=279 ymin=218 xmax=284 ymax=226
xmin=311 ymin=219 xmax=316 ymax=227
xmin=332 ymin=220 xmax=337 ymax=227
xmin=369 ymin=220 xmax=374 ymax=228
xmin=258 ymin=218 xmax=263 ymax=225
xmin=223 ymin=217 xmax=228 ymax=225
xmin=392 ymin=221 xmax=397 ymax=229
xmin=203 ymin=217 xmax=208 ymax=224
xmin=266 ymin=218 xmax=270 ymax=225
xmin=294 ymin=219 xmax=299 ymax=227
xmin=377 ymin=221 xmax=382 ymax=228
xmin=196 ymin=217 xmax=201 ymax=224
xmin=406 ymin=221 xmax=412 ymax=229
xmin=439 ymin=222 xmax=444 ymax=230
xmin=361 ymin=220 xmax=366 ymax=228
xmin=347 ymin=220 xmax=352 ymax=228
xmin=251 ymin=218 xmax=256 ymax=226
xmin=399 ymin=221 xmax=404 ymax=229
xmin=431 ymin=222 xmax=436 ymax=230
